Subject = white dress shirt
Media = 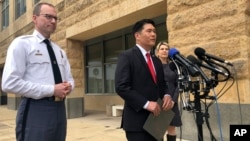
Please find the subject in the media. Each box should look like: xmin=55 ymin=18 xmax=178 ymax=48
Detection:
xmin=1 ymin=30 xmax=74 ymax=99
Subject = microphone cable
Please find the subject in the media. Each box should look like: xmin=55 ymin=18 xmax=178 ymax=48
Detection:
xmin=211 ymin=88 xmax=223 ymax=141
xmin=205 ymin=62 xmax=243 ymax=139
xmin=203 ymin=58 xmax=231 ymax=82
xmin=207 ymin=75 xmax=234 ymax=107
xmin=230 ymin=64 xmax=243 ymax=124
xmin=211 ymin=60 xmax=243 ymax=124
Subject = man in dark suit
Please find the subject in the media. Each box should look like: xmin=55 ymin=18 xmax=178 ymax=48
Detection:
xmin=115 ymin=19 xmax=174 ymax=141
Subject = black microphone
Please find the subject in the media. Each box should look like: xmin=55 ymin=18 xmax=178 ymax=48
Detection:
xmin=187 ymin=55 xmax=229 ymax=77
xmin=169 ymin=48 xmax=199 ymax=76
xmin=186 ymin=55 xmax=211 ymax=84
xmin=194 ymin=47 xmax=233 ymax=66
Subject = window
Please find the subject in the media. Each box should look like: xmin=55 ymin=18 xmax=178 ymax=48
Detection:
xmin=15 ymin=0 xmax=26 ymax=19
xmin=86 ymin=42 xmax=103 ymax=93
xmin=1 ymin=0 xmax=9 ymax=30
xmin=85 ymin=15 xmax=167 ymax=94
xmin=104 ymin=37 xmax=123 ymax=93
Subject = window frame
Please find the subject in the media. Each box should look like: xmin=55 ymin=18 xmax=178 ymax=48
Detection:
xmin=15 ymin=0 xmax=26 ymax=20
xmin=1 ymin=0 xmax=9 ymax=30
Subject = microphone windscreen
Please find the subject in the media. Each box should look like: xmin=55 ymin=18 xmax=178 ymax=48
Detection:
xmin=187 ymin=55 xmax=201 ymax=65
xmin=168 ymin=48 xmax=179 ymax=58
xmin=194 ymin=47 xmax=205 ymax=59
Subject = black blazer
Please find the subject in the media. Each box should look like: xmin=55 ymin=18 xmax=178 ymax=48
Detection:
xmin=115 ymin=46 xmax=169 ymax=131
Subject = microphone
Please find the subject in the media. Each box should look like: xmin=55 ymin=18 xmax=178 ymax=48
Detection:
xmin=194 ymin=47 xmax=233 ymax=66
xmin=169 ymin=48 xmax=199 ymax=77
xmin=187 ymin=55 xmax=229 ymax=76
xmin=185 ymin=55 xmax=211 ymax=84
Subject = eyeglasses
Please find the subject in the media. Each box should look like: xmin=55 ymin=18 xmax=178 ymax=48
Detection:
xmin=39 ymin=14 xmax=59 ymax=21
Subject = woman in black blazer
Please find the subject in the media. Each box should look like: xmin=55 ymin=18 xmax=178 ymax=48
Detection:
xmin=115 ymin=19 xmax=174 ymax=141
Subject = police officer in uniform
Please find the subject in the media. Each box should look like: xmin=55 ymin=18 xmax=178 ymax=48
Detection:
xmin=1 ymin=2 xmax=74 ymax=141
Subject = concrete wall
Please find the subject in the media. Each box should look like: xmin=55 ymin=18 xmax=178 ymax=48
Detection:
xmin=179 ymin=103 xmax=249 ymax=141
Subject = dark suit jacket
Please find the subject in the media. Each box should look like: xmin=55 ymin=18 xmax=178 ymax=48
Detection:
xmin=115 ymin=46 xmax=169 ymax=132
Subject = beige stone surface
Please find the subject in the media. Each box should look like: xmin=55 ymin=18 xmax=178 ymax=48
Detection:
xmin=167 ymin=0 xmax=250 ymax=103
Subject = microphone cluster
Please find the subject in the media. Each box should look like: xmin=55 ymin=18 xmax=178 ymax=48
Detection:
xmin=168 ymin=47 xmax=233 ymax=110
xmin=168 ymin=47 xmax=236 ymax=141
xmin=168 ymin=47 xmax=232 ymax=82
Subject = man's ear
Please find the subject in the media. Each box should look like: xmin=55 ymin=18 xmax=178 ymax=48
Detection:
xmin=32 ymin=15 xmax=37 ymax=23
xmin=134 ymin=32 xmax=140 ymax=40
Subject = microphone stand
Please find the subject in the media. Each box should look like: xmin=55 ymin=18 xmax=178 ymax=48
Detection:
xmin=173 ymin=58 xmax=221 ymax=141
xmin=180 ymin=56 xmax=231 ymax=141
xmin=172 ymin=60 xmax=192 ymax=110
xmin=190 ymin=80 xmax=204 ymax=141
xmin=190 ymin=77 xmax=217 ymax=141
xmin=176 ymin=65 xmax=206 ymax=141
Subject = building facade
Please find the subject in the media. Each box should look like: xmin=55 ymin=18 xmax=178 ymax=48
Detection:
xmin=1 ymin=0 xmax=250 ymax=140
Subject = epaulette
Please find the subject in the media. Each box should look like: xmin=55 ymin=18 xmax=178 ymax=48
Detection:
xmin=19 ymin=35 xmax=34 ymax=39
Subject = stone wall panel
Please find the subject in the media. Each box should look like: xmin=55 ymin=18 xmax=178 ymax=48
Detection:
xmin=167 ymin=0 xmax=213 ymax=14
xmin=168 ymin=0 xmax=238 ymax=31
xmin=168 ymin=15 xmax=245 ymax=47
xmin=167 ymin=0 xmax=250 ymax=103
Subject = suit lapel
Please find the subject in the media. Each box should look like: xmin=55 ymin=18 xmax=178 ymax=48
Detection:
xmin=133 ymin=46 xmax=158 ymax=84
xmin=133 ymin=46 xmax=148 ymax=69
